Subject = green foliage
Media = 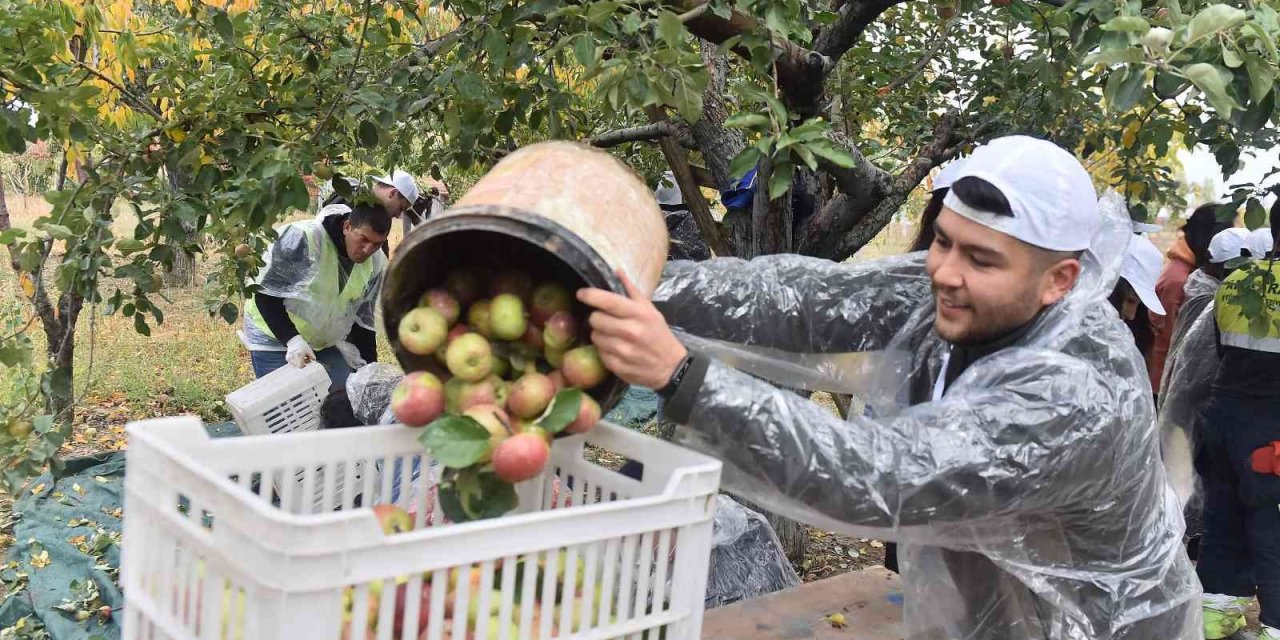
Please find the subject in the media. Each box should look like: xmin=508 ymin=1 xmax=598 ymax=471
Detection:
xmin=0 ymin=302 xmax=62 ymax=493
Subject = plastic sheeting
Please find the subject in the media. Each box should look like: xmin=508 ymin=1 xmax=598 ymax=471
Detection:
xmin=345 ymin=362 xmax=404 ymax=426
xmin=242 ymin=210 xmax=384 ymax=351
xmin=651 ymin=194 xmax=1200 ymax=638
xmin=705 ymin=495 xmax=800 ymax=609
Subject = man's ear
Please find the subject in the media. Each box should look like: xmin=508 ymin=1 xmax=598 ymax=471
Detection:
xmin=1040 ymin=258 xmax=1082 ymax=306
xmin=342 ymin=219 xmax=351 ymax=234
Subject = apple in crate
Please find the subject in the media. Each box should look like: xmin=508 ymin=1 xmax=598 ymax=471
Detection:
xmin=420 ymin=288 xmax=461 ymax=326
xmin=563 ymin=346 xmax=608 ymax=389
xmin=372 ymin=505 xmax=413 ymax=534
xmin=392 ymin=372 xmax=445 ymax=427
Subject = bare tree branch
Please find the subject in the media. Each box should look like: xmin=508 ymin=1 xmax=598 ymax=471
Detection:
xmin=72 ymin=61 xmax=162 ymax=119
xmin=647 ymin=107 xmax=734 ymax=257
xmin=589 ymin=122 xmax=697 ymax=149
xmin=675 ymin=1 xmax=832 ymax=117
xmin=876 ymin=22 xmax=950 ymax=95
xmin=830 ymin=112 xmax=960 ymax=258
xmin=814 ymin=0 xmax=909 ymax=64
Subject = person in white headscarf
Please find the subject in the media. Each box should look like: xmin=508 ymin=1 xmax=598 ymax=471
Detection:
xmin=577 ymin=135 xmax=1198 ymax=639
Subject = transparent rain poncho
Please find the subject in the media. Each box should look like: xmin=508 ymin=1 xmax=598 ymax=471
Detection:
xmin=344 ymin=362 xmax=404 ymax=426
xmin=241 ymin=206 xmax=385 ymax=351
xmin=1157 ymin=302 xmax=1217 ymax=536
xmin=651 ymin=195 xmax=1200 ymax=639
xmin=704 ymin=495 xmax=801 ymax=609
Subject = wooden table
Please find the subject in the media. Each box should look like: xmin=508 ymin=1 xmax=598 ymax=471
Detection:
xmin=702 ymin=567 xmax=904 ymax=640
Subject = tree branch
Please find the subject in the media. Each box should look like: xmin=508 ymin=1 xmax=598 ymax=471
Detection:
xmin=830 ymin=112 xmax=959 ymax=258
xmin=72 ymin=61 xmax=162 ymax=119
xmin=311 ymin=0 xmax=373 ymax=143
xmin=675 ymin=1 xmax=832 ymax=117
xmin=646 ymin=106 xmax=733 ymax=257
xmin=589 ymin=122 xmax=696 ymax=149
xmin=876 ymin=22 xmax=949 ymax=95
xmin=814 ymin=0 xmax=909 ymax=64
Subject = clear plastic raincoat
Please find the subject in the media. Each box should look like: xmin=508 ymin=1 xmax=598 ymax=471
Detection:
xmin=241 ymin=206 xmax=386 ymax=351
xmin=650 ymin=197 xmax=1199 ymax=639
xmin=1157 ymin=270 xmax=1222 ymax=509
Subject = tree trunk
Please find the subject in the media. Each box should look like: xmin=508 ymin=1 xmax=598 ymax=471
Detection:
xmin=0 ymin=166 xmax=9 ymax=231
xmin=1 ymin=164 xmax=83 ymax=425
xmin=163 ymin=164 xmax=198 ymax=287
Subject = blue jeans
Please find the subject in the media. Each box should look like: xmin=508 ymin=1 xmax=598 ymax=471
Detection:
xmin=1195 ymin=392 xmax=1280 ymax=628
xmin=249 ymin=347 xmax=351 ymax=392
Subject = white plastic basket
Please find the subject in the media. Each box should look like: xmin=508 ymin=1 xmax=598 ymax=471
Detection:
xmin=225 ymin=361 xmax=331 ymax=436
xmin=121 ymin=417 xmax=722 ymax=640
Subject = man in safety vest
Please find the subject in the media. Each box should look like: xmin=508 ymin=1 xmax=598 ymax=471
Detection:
xmin=1195 ymin=203 xmax=1280 ymax=640
xmin=241 ymin=203 xmax=391 ymax=391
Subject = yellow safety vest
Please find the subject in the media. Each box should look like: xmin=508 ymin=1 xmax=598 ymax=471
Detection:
xmin=1214 ymin=259 xmax=1280 ymax=353
xmin=243 ymin=219 xmax=384 ymax=350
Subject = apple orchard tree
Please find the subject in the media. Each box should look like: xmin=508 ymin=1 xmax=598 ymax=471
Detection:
xmin=1 ymin=0 xmax=1279 ymax=494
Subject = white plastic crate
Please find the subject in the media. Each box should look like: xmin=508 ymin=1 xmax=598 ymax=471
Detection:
xmin=121 ymin=416 xmax=722 ymax=640
xmin=224 ymin=362 xmax=386 ymax=514
xmin=225 ymin=361 xmax=331 ymax=436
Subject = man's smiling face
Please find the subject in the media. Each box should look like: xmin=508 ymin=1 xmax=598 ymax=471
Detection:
xmin=926 ymin=208 xmax=1080 ymax=345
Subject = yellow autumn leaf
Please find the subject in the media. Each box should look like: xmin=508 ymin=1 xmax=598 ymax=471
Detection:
xmin=19 ymin=272 xmax=35 ymax=299
xmin=825 ymin=613 xmax=847 ymax=628
xmin=983 ymin=96 xmax=999 ymax=106
xmin=1125 ymin=181 xmax=1146 ymax=197
xmin=1122 ymin=121 xmax=1140 ymax=148
xmin=31 ymin=483 xmax=46 ymax=495
xmin=30 ymin=550 xmax=50 ymax=569
xmin=166 ymin=127 xmax=187 ymax=143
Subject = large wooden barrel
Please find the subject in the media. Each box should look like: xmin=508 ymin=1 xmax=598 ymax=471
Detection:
xmin=381 ymin=142 xmax=669 ymax=413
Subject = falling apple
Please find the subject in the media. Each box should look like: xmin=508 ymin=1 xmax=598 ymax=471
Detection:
xmin=419 ymin=289 xmax=461 ymax=326
xmin=542 ymin=311 xmax=576 ymax=351
xmin=564 ymin=394 xmax=601 ymax=435
xmin=529 ymin=282 xmax=572 ymax=327
xmin=398 ymin=307 xmax=449 ymax=355
xmin=391 ymin=371 xmax=446 ymax=427
xmin=507 ymin=373 xmax=555 ymax=420
xmin=492 ymin=432 xmax=550 ymax=483
xmin=562 ymin=346 xmax=607 ymax=389
xmin=489 ymin=293 xmax=528 ymax=341
xmin=468 ymin=300 xmax=494 ymax=338
xmin=446 ymin=333 xmax=493 ymax=381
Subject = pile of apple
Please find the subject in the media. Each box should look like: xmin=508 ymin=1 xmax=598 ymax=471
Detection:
xmin=389 ymin=269 xmax=612 ymax=522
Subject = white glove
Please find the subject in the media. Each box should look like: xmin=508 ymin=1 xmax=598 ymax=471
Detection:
xmin=335 ymin=340 xmax=367 ymax=369
xmin=285 ymin=335 xmax=316 ymax=368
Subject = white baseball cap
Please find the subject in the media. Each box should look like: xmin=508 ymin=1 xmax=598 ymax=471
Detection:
xmin=932 ymin=157 xmax=966 ymax=192
xmin=373 ymin=170 xmax=420 ymax=205
xmin=1247 ymin=227 xmax=1273 ymax=260
xmin=940 ymin=135 xmax=1099 ymax=251
xmin=1208 ymin=227 xmax=1250 ymax=264
xmin=1119 ymin=234 xmax=1167 ymax=315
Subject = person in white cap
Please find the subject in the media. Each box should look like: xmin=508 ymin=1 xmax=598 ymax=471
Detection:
xmin=577 ymin=135 xmax=1198 ymax=638
xmin=1247 ymin=227 xmax=1273 ymax=260
xmin=1195 ymin=204 xmax=1280 ymax=640
xmin=1111 ymin=234 xmax=1167 ymax=361
xmin=318 ymin=170 xmax=422 ymax=249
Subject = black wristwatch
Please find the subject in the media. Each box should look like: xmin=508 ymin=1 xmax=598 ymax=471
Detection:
xmin=657 ymin=354 xmax=694 ymax=399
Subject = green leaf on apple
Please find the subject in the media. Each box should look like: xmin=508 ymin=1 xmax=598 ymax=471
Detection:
xmin=538 ymin=389 xmax=583 ymax=435
xmin=438 ymin=468 xmax=518 ymax=522
xmin=420 ymin=416 xmax=492 ymax=468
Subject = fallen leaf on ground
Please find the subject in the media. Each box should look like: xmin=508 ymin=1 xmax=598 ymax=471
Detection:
xmin=825 ymin=613 xmax=847 ymax=628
